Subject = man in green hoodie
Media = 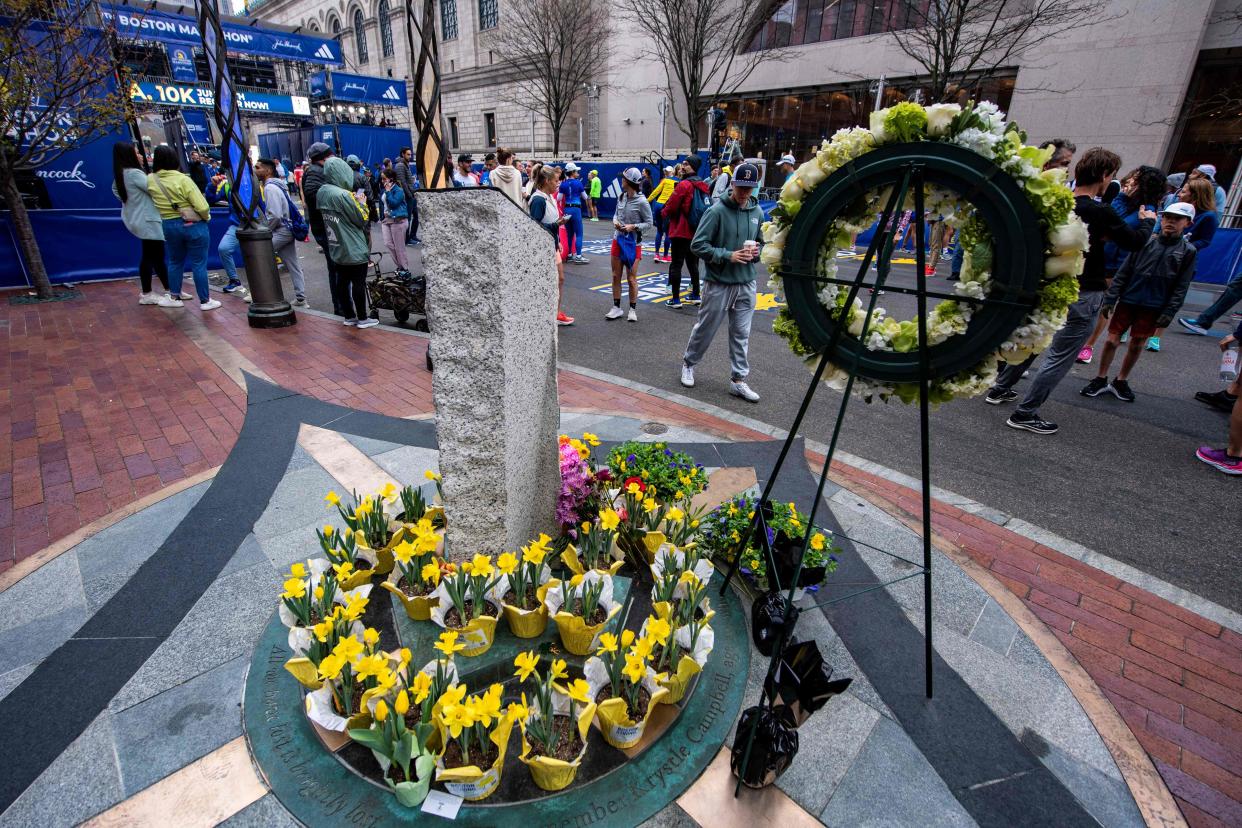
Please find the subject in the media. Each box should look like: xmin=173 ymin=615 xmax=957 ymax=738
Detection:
xmin=681 ymin=162 xmax=765 ymax=402
xmin=316 ymin=156 xmax=375 ymax=327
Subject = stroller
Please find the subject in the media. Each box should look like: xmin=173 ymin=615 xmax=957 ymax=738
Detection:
xmin=365 ymin=252 xmax=433 ymax=370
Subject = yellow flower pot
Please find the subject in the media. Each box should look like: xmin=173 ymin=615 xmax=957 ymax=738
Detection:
xmin=594 ymin=685 xmax=670 ymax=749
xmin=449 ymin=613 xmax=498 ymax=657
xmin=502 ymin=582 xmax=553 ymax=639
xmin=380 ymin=571 xmax=438 ymax=621
xmin=373 ymin=526 xmax=407 ymax=576
xmin=553 ymin=605 xmax=621 ymax=655
xmin=560 ymin=545 xmax=624 ymax=577
xmin=337 ymin=566 xmax=376 ymax=591
xmin=518 ymin=702 xmax=596 ymax=791
xmin=655 ymin=654 xmax=702 ymax=705
xmin=435 ymin=716 xmax=514 ymax=801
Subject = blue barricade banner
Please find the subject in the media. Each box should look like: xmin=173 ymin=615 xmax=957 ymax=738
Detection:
xmin=308 ymin=71 xmax=407 ymax=107
xmin=33 ymin=128 xmax=132 ymax=210
xmin=182 ymin=110 xmax=212 ymax=146
xmin=99 ymin=3 xmax=343 ymax=65
xmin=130 ymin=80 xmax=311 ymax=116
xmin=166 ymin=44 xmax=197 ymax=82
xmin=261 ymin=125 xmax=413 ymax=167
xmin=1195 ymin=228 xmax=1242 ymax=285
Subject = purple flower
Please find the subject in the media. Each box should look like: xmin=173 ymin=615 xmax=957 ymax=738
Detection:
xmin=829 ymin=554 xmax=839 ymax=563
xmin=663 ymin=449 xmax=673 ymax=457
xmin=766 ymin=527 xmax=776 ymax=546
xmin=626 ymin=453 xmax=637 ymax=464
xmin=805 ymin=584 xmax=820 ymax=593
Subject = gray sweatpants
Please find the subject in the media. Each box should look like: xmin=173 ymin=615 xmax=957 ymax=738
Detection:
xmin=272 ymin=228 xmax=305 ymax=299
xmin=994 ymin=289 xmax=1104 ymax=415
xmin=682 ymin=280 xmax=756 ymax=381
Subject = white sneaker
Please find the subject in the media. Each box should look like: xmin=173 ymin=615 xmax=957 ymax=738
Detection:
xmin=356 ymin=318 xmax=379 ymax=329
xmin=293 ymin=296 xmax=309 ymax=308
xmin=179 ymin=291 xmax=194 ymax=300
xmin=627 ymin=308 xmax=638 ymax=322
xmin=157 ymin=294 xmax=184 ymax=308
xmin=730 ymin=381 xmax=760 ymax=402
xmin=200 ymin=299 xmax=222 ymax=311
xmin=681 ymin=364 xmax=695 ymax=388
xmin=605 ymin=306 xmax=624 ymax=320
xmin=138 ymin=292 xmax=160 ymax=305
xmin=343 ymin=318 xmax=358 ymax=326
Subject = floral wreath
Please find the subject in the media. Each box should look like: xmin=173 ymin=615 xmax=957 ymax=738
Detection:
xmin=761 ymin=101 xmax=1088 ymax=404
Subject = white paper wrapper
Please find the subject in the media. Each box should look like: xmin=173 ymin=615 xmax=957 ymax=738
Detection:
xmin=305 ymin=684 xmax=353 ymax=732
xmin=428 ymin=580 xmax=504 ymax=624
xmin=649 ymin=547 xmax=714 ymax=598
xmin=278 ymin=559 xmax=373 ymax=629
xmin=583 ymin=656 xmax=664 ymax=747
xmin=542 ymin=570 xmax=617 ymax=617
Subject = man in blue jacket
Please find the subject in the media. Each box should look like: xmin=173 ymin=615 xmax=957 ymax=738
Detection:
xmin=680 ymin=162 xmax=765 ymax=402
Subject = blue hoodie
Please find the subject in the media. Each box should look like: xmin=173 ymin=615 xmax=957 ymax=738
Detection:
xmin=1103 ymin=194 xmax=1151 ymax=275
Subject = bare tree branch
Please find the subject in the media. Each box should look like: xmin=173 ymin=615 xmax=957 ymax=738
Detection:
xmin=486 ymin=0 xmax=610 ymax=155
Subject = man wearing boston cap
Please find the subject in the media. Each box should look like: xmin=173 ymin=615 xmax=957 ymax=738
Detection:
xmin=680 ymin=162 xmax=766 ymax=402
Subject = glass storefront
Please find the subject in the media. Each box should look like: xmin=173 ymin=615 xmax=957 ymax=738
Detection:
xmin=1166 ymin=47 xmax=1241 ymax=196
xmin=711 ymin=74 xmax=1016 ymax=187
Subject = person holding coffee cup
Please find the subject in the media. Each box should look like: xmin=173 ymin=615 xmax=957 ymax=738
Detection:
xmin=680 ymin=162 xmax=766 ymax=402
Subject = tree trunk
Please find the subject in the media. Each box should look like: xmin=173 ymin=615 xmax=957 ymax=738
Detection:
xmin=685 ymin=97 xmax=701 ymax=154
xmin=552 ymin=129 xmax=560 ymax=157
xmin=0 ymin=170 xmax=54 ymax=299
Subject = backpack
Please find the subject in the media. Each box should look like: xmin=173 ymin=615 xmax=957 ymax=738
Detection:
xmin=687 ymin=182 xmax=711 ymax=230
xmin=281 ymin=190 xmax=310 ymax=241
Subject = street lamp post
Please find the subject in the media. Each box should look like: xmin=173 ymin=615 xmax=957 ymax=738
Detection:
xmin=195 ymin=0 xmax=295 ymax=328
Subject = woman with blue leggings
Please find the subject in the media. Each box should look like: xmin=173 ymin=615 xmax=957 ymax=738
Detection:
xmin=559 ymin=163 xmax=588 ymax=264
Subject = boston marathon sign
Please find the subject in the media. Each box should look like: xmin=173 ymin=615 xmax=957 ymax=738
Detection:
xmin=131 ymin=81 xmax=311 ymax=117
xmin=100 ymin=3 xmax=343 ymax=66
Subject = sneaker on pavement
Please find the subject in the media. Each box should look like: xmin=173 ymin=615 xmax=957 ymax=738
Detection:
xmin=924 ymin=266 xmax=935 ymax=277
xmin=685 ymin=294 xmax=701 ymax=305
xmin=1195 ymin=390 xmax=1238 ymax=412
xmin=574 ymin=255 xmax=589 ymax=264
xmin=627 ymin=308 xmax=638 ymax=322
xmin=681 ymin=364 xmax=695 ymax=388
xmin=1108 ymin=378 xmax=1136 ymax=402
xmin=1076 ymin=346 xmax=1093 ymax=364
xmin=729 ymin=381 xmax=760 ymax=402
xmin=1177 ymin=317 xmax=1209 ymax=335
xmin=1006 ymin=412 xmax=1058 ymax=434
xmin=667 ymin=299 xmax=683 ymax=309
xmin=199 ymin=299 xmax=222 ymax=311
xmin=1081 ymin=376 xmax=1110 ymax=397
xmin=605 ymin=306 xmax=624 ymax=320
xmin=222 ymin=281 xmax=243 ymax=293
xmin=179 ymin=291 xmax=194 ymax=300
xmin=1196 ymin=446 xmax=1242 ymax=475
xmin=1145 ymin=336 xmax=1161 ymax=352
xmin=157 ymin=294 xmax=184 ymax=308
xmin=138 ymin=292 xmax=161 ymax=305
xmin=343 ymin=318 xmax=358 ymax=326
xmin=356 ymin=318 xmax=379 ymax=329
xmin=984 ymin=387 xmax=1018 ymax=405
xmin=293 ymin=296 xmax=309 ymax=308
xmin=556 ymin=311 xmax=575 ymax=326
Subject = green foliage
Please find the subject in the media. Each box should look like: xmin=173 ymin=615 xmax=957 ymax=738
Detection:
xmin=607 ymin=441 xmax=708 ymax=501
xmin=883 ymin=102 xmax=929 ymax=143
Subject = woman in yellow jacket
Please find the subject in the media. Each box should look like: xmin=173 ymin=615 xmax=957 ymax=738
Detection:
xmin=650 ymin=165 xmax=677 ymax=263
xmin=147 ymin=146 xmax=217 ymax=310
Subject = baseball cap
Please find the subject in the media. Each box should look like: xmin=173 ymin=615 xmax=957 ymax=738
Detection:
xmin=1195 ymin=164 xmax=1217 ymax=181
xmin=346 ymin=154 xmax=360 ymax=164
xmin=1167 ymin=173 xmax=1186 ymax=190
xmin=663 ymin=165 xmax=674 ymax=174
xmin=457 ymin=153 xmax=473 ymax=163
xmin=733 ymin=163 xmax=761 ymax=187
xmin=1161 ymin=201 xmax=1195 ymax=221
xmin=565 ymin=161 xmax=579 ymax=172
xmin=779 ymin=153 xmax=796 ymax=166
xmin=622 ymin=167 xmax=643 ymax=184
xmin=307 ymin=142 xmax=332 ymax=162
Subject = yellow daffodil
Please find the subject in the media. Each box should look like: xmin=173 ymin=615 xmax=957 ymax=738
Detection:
xmin=333 ymin=635 xmax=364 ymax=662
xmin=507 ymin=696 xmax=530 ymax=723
xmin=691 ymin=519 xmax=699 ymax=529
xmin=354 ymin=499 xmax=373 ymax=518
xmin=811 ymin=533 xmax=826 ymax=551
xmin=289 ymin=562 xmax=307 ymax=578
xmin=440 ymin=702 xmax=474 ymax=738
xmin=568 ymin=574 xmax=584 ymax=588
xmin=411 ymin=519 xmax=439 ymax=554
xmin=514 ymin=650 xmax=540 ymax=682
xmin=633 ymin=636 xmax=656 ymax=661
xmin=379 ymin=482 xmax=398 ymax=502
xmin=281 ymin=577 xmax=306 ymax=599
xmin=622 ymin=653 xmax=647 ymax=685
xmin=399 ymin=647 xmax=412 ymax=667
xmin=435 ymin=631 xmax=465 ymax=657
xmin=355 ymin=653 xmax=388 ymax=681
xmin=439 ymin=683 xmax=467 ymax=709
xmin=524 ymin=534 xmax=550 ymax=565
xmin=411 ymin=671 xmax=432 ymax=704
xmin=580 ymin=521 xmax=592 ymax=535
xmin=583 ymin=432 xmax=600 ymax=447
xmin=497 ymin=552 xmax=519 ymax=576
xmin=325 ymin=491 xmax=341 ymax=506
xmin=473 ymin=685 xmax=503 ymax=726
xmin=313 ymin=585 xmax=324 ymax=601
xmin=333 ymin=560 xmax=355 ymax=580
xmin=679 ymin=570 xmax=701 ymax=588
xmin=341 ymin=594 xmax=368 ymax=621
xmin=363 ymin=627 xmax=380 ymax=647
xmin=374 ymin=699 xmax=389 ymax=722
xmin=424 ymin=470 xmax=441 ymax=481
xmin=468 ymin=553 xmax=494 ymax=578
xmin=420 ymin=561 xmax=441 ymax=586
xmin=392 ymin=540 xmax=416 ymax=565
xmin=322 ymin=524 xmax=335 ymax=537
xmin=620 ymin=629 xmax=636 ymax=649
xmin=597 ymin=632 xmax=619 ymax=654
xmin=600 ymin=509 xmax=620 ymax=531
xmin=317 ymin=653 xmax=345 ymax=681
xmin=626 ymin=482 xmax=642 ymax=495
xmin=312 ymin=618 xmax=334 ymax=643
xmin=394 ymin=689 xmax=410 ymax=716
xmin=643 ymin=498 xmax=658 ymax=514
xmin=550 ymin=659 xmax=569 ymax=681
xmin=666 ymin=506 xmax=684 ymax=522
xmin=564 ymin=678 xmax=591 ymax=705
xmin=646 ymin=617 xmax=672 ymax=645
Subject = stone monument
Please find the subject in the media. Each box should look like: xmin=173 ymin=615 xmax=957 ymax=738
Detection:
xmin=418 ymin=188 xmax=561 ymax=558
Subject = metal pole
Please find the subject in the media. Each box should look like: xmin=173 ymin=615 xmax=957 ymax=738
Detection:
xmin=659 ymin=99 xmax=667 ymax=160
xmin=873 ymin=74 xmax=887 ymax=111
xmin=530 ymin=110 xmax=536 ymax=157
xmin=578 ymin=117 xmax=583 ymax=154
xmin=912 ymin=166 xmax=933 ymax=699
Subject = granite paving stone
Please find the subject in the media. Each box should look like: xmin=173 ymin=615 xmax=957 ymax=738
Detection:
xmin=256 ymin=516 xmax=331 ymax=571
xmin=1025 ymin=731 xmax=1144 ymax=827
xmin=73 ymin=482 xmax=210 ymax=579
xmin=109 ymin=561 xmax=281 ymax=713
xmin=112 ymin=655 xmax=248 ymax=796
xmin=252 ymin=464 xmax=340 ymax=540
xmin=775 ymin=691 xmax=882 ymax=814
xmin=369 ymin=445 xmax=440 ymax=487
xmin=0 ymin=712 xmax=123 ymax=828
xmin=0 ymin=605 xmax=88 ymax=676
xmin=969 ymin=598 xmax=1020 ymax=657
xmin=0 ymin=661 xmax=39 ymax=704
xmin=820 ymin=717 xmax=976 ymax=828
xmin=0 ymin=551 xmax=85 ymax=636
xmin=218 ymin=793 xmax=300 ymax=828
xmin=341 ymin=433 xmax=404 ymax=458
xmin=639 ymin=803 xmax=700 ymax=827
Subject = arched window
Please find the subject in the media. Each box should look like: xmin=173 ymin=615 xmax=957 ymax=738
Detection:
xmin=353 ymin=9 xmax=368 ymax=63
xmin=378 ymin=0 xmax=394 ymax=57
xmin=329 ymin=17 xmax=341 ymax=39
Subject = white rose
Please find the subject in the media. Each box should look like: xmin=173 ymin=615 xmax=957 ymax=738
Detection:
xmin=796 ymin=160 xmax=827 ymax=189
xmin=761 ymin=222 xmax=788 ymax=245
xmin=1049 ymin=217 xmax=1088 ymax=254
xmin=1044 ymin=251 xmax=1083 ymax=278
xmin=759 ymin=244 xmax=784 ymax=267
xmin=780 ymin=175 xmax=804 ymax=202
xmin=925 ymin=103 xmax=961 ymax=136
xmin=868 ymin=109 xmax=889 ymax=143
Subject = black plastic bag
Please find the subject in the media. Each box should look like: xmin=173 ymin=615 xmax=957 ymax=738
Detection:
xmin=769 ymin=529 xmax=827 ymax=590
xmin=751 ymin=591 xmax=798 ymax=657
xmin=765 ymin=640 xmax=853 ymax=727
xmin=730 ymin=705 xmax=800 ymax=788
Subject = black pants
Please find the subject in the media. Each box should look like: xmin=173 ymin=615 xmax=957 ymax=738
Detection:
xmin=313 ymin=228 xmax=343 ymax=315
xmin=406 ymin=194 xmax=420 ymax=242
xmin=669 ymin=237 xmax=700 ymax=301
xmin=139 ymin=238 xmax=169 ymax=294
xmin=335 ymin=262 xmax=369 ymax=320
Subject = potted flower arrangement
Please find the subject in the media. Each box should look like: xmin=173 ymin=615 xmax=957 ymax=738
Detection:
xmin=557 ymin=433 xmax=610 ymax=532
xmin=499 ymin=534 xmax=554 ymax=638
xmin=348 ymin=688 xmax=436 ymax=807
xmin=380 ymin=519 xmax=443 ymax=620
xmin=648 ymin=573 xmax=715 ymax=704
xmin=399 ymin=477 xmax=445 ymax=529
xmin=544 ymin=569 xmax=620 ymax=655
xmin=326 ymin=486 xmax=405 ymax=575
xmin=316 ymin=517 xmax=377 ymax=590
xmin=305 ymin=627 xmax=394 ymax=735
xmin=607 ymin=441 xmax=709 ymax=502
xmin=281 ymin=563 xmax=370 ymax=690
xmin=433 ymin=682 xmax=515 ymax=801
xmin=513 ymin=651 xmax=596 ymax=791
xmin=584 ymin=627 xmax=669 ymax=748
xmin=430 ymin=554 xmax=503 ymax=656
xmin=561 ymin=509 xmax=624 ymax=576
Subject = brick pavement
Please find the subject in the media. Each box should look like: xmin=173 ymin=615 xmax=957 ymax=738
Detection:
xmin=3 ymin=278 xmax=1241 ymax=825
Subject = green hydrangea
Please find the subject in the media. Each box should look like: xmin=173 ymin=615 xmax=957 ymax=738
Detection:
xmin=883 ymin=102 xmax=928 ymax=143
xmin=1038 ymin=275 xmax=1080 ymax=314
xmin=1025 ymin=174 xmax=1074 ymax=228
xmin=774 ymin=308 xmax=815 ymax=357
